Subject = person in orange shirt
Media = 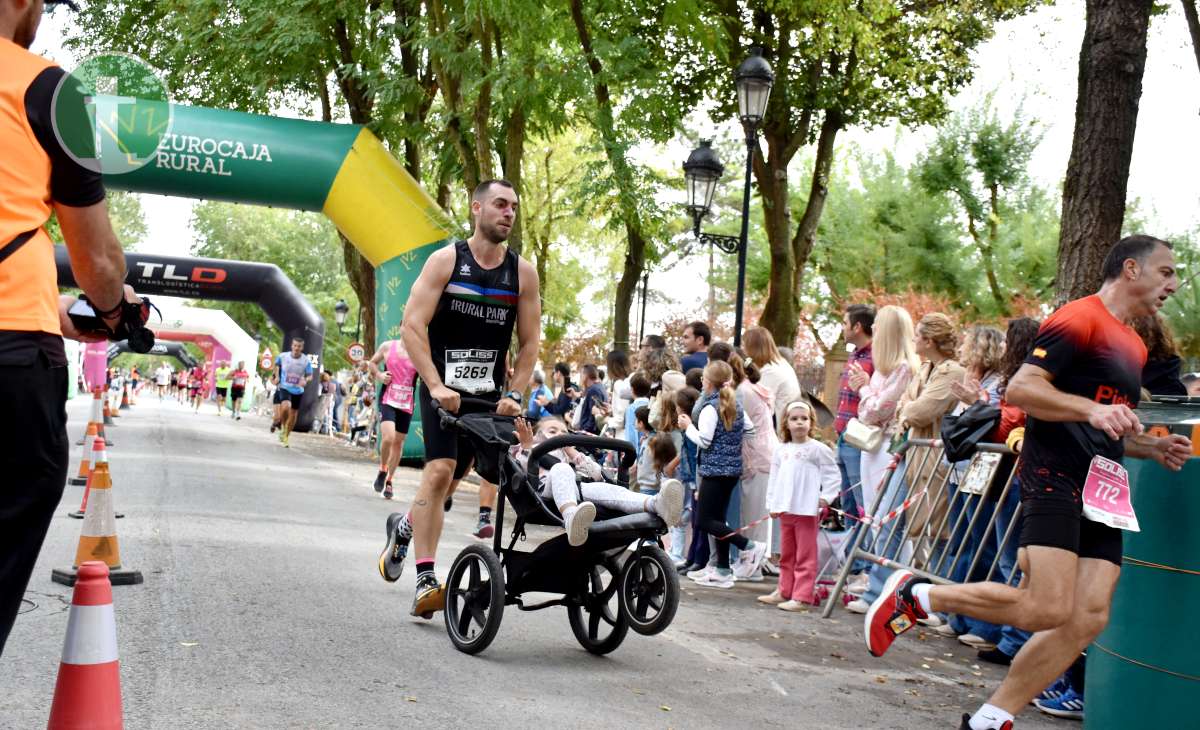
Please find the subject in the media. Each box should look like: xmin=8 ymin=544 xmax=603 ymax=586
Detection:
xmin=0 ymin=0 xmax=140 ymax=657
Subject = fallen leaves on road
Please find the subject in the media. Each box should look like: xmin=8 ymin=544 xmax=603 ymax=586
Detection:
xmin=660 ymin=705 xmax=671 ymax=712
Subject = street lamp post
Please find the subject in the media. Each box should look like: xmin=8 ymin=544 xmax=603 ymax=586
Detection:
xmin=333 ymin=298 xmax=362 ymax=343
xmin=683 ymin=48 xmax=773 ymax=348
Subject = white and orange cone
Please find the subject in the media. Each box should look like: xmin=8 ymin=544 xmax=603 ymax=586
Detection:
xmin=52 ymin=438 xmax=142 ymax=587
xmin=118 ymin=383 xmax=130 ymax=411
xmin=76 ymin=389 xmax=112 ymax=447
xmin=69 ymin=439 xmax=123 ymax=521
xmin=47 ymin=561 xmax=124 ymax=730
xmin=68 ymin=422 xmax=98 ymax=486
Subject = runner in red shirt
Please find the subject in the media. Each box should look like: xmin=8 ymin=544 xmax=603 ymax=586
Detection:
xmin=229 ymin=361 xmax=250 ymax=421
xmin=865 ymin=236 xmax=1192 ymax=730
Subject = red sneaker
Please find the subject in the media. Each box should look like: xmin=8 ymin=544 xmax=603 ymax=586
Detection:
xmin=864 ymin=569 xmax=928 ymax=657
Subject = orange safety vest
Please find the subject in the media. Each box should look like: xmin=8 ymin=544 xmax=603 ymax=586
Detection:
xmin=0 ymin=37 xmax=64 ymax=336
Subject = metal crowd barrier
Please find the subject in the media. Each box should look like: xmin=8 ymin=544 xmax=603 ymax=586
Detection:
xmin=821 ymin=438 xmax=1021 ymax=618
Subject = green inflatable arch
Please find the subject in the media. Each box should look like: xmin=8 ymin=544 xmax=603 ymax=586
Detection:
xmin=104 ymin=103 xmax=454 ymax=458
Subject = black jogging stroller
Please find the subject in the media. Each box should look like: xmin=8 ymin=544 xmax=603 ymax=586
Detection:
xmin=432 ymin=397 xmax=681 ymax=656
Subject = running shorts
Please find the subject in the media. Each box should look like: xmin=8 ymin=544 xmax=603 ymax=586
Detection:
xmin=230 ymin=386 xmax=245 ymax=400
xmin=417 ymin=382 xmax=498 ymax=481
xmin=281 ymin=391 xmax=303 ymax=409
xmin=215 ymin=386 xmax=228 ymax=397
xmin=272 ymin=389 xmax=284 ymax=405
xmin=1018 ymin=474 xmax=1122 ymax=565
xmin=379 ymin=403 xmax=413 ymax=433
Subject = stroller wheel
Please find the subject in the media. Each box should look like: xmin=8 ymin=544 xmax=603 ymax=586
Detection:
xmin=619 ymin=545 xmax=680 ymax=635
xmin=568 ymin=555 xmax=629 ymax=655
xmin=444 ymin=544 xmax=505 ymax=655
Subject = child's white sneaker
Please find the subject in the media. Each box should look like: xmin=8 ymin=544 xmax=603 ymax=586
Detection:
xmin=564 ymin=502 xmax=596 ymax=547
xmin=757 ymin=589 xmax=786 ymax=605
xmin=655 ymin=479 xmax=684 ymax=526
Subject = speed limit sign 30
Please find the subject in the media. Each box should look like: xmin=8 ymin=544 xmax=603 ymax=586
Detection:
xmin=347 ymin=342 xmax=366 ymax=363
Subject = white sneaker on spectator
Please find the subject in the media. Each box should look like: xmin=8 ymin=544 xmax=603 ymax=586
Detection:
xmin=757 ymin=589 xmax=786 ymax=605
xmin=934 ymin=623 xmax=959 ymax=638
xmin=734 ymin=541 xmax=767 ymax=577
xmin=761 ymin=560 xmax=780 ymax=577
xmin=958 ymin=633 xmax=996 ymax=651
xmin=917 ymin=613 xmax=945 ymax=628
xmin=846 ymin=573 xmax=870 ymax=595
xmin=845 ymin=598 xmax=869 ymax=614
xmin=687 ymin=566 xmax=717 ymax=582
xmin=694 ymin=571 xmax=735 ymax=589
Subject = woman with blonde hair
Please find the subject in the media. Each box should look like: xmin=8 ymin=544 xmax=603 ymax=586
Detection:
xmin=847 ymin=305 xmax=919 ymax=511
xmin=744 ymin=326 xmax=801 ymax=426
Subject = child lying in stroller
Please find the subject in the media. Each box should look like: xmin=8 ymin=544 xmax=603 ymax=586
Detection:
xmin=511 ymin=416 xmax=685 ymax=546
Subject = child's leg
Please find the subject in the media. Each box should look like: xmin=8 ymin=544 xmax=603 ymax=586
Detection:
xmin=579 ymin=481 xmax=649 ymax=513
xmin=543 ymin=463 xmax=583 ymax=512
xmin=696 ymin=476 xmax=745 ymax=570
xmin=778 ymin=514 xmax=799 ymax=600
xmin=793 ymin=514 xmax=821 ymax=604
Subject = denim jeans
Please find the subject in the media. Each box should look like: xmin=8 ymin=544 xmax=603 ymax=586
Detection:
xmin=668 ymin=482 xmax=695 ymax=563
xmin=836 ymin=435 xmax=869 ymax=573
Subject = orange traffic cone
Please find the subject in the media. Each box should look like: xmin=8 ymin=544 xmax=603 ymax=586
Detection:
xmin=52 ymin=438 xmax=142 ymax=587
xmin=108 ymin=387 xmax=120 ymax=419
xmin=103 ymin=395 xmax=115 ymax=426
xmin=69 ymin=439 xmax=123 ymax=520
xmin=47 ymin=561 xmax=123 ymax=730
xmin=68 ymin=423 xmax=98 ymax=486
xmin=118 ymin=383 xmax=129 ymax=411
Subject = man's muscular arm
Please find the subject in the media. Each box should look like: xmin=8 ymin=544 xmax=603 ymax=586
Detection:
xmin=508 ymin=257 xmax=541 ymax=396
xmin=1006 ymin=363 xmax=1143 ymax=441
xmin=400 ymin=247 xmax=458 ymax=408
xmin=367 ymin=343 xmax=391 ymax=384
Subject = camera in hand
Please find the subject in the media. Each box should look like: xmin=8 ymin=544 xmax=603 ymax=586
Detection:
xmin=67 ymin=294 xmax=159 ymax=353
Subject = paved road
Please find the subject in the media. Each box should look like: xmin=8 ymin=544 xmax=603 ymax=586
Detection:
xmin=2 ymin=394 xmax=1061 ymax=729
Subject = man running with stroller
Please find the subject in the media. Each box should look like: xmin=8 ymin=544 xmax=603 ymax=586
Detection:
xmin=378 ymin=179 xmax=541 ymax=618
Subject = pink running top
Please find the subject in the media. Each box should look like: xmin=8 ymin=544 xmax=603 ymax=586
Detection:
xmin=382 ymin=340 xmax=417 ymax=413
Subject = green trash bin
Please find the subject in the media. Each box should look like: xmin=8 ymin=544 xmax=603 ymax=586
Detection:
xmin=1085 ymin=398 xmax=1200 ymax=729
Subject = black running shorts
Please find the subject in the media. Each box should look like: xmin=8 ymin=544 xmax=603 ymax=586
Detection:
xmin=281 ymin=391 xmax=303 ymax=409
xmin=215 ymin=386 xmax=227 ymax=397
xmin=272 ymin=388 xmax=284 ymax=404
xmin=418 ymin=382 xmax=496 ymax=481
xmin=379 ymin=403 xmax=413 ymax=432
xmin=1018 ymin=477 xmax=1123 ymax=565
xmin=230 ymin=386 xmax=245 ymax=400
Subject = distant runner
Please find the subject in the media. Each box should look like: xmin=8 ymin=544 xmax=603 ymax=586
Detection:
xmin=367 ymin=339 xmax=417 ymax=500
xmin=274 ymin=337 xmax=313 ymax=447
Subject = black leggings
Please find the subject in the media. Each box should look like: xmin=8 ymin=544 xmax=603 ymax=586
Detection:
xmin=697 ymin=475 xmax=749 ymax=569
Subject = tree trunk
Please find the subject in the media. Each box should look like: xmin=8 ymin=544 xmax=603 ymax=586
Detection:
xmin=1056 ymin=0 xmax=1153 ymax=303
xmin=569 ymin=0 xmax=647 ymax=352
xmin=341 ymin=236 xmax=376 ymax=347
xmin=502 ymin=107 xmax=526 ymax=255
xmin=782 ymin=112 xmax=841 ymax=347
xmin=1183 ymin=0 xmax=1200 ymax=76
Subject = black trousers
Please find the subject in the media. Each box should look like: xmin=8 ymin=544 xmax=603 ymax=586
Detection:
xmin=0 ymin=354 xmax=68 ymax=656
xmin=696 ymin=474 xmax=749 ymax=570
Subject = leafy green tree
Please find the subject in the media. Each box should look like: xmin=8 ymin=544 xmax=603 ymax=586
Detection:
xmin=1161 ymin=229 xmax=1200 ymax=363
xmin=677 ymin=0 xmax=1042 ymax=347
xmin=48 ymin=191 xmax=147 ymax=250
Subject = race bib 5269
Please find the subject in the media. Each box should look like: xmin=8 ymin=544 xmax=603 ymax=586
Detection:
xmin=444 ymin=348 xmax=497 ymax=394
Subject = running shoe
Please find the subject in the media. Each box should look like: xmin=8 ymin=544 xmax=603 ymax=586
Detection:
xmin=958 ymin=714 xmax=1013 ymax=730
xmin=1033 ymin=686 xmax=1084 ymax=720
xmin=655 ymin=479 xmax=684 ymax=526
xmin=778 ymin=599 xmax=813 ymax=612
xmin=473 ymin=515 xmax=494 ymax=539
xmin=564 ymin=502 xmax=596 ymax=547
xmin=734 ymin=540 xmax=767 ymax=578
xmin=1035 ymin=674 xmax=1070 ymax=703
xmin=270 ymin=422 xmax=278 ymax=433
xmin=382 ymin=483 xmax=394 ymax=500
xmin=864 ymin=570 xmax=928 ymax=657
xmin=917 ymin=613 xmax=945 ymax=628
xmin=443 ymin=495 xmax=453 ymax=512
xmin=958 ymin=633 xmax=997 ymax=651
xmin=373 ymin=470 xmax=387 ymax=493
xmin=378 ymin=513 xmax=409 ymax=583
xmin=410 ymin=572 xmax=445 ymax=619
xmin=693 ymin=571 xmax=735 ymax=589
xmin=977 ymin=647 xmax=1013 ymax=666
xmin=687 ymin=565 xmax=716 ymax=581
xmin=282 ymin=433 xmax=289 ymax=448
xmin=934 ymin=622 xmax=959 ymax=638
xmin=845 ymin=598 xmax=869 ymax=614
xmin=761 ymin=560 xmax=780 ymax=577
xmin=846 ymin=573 xmax=870 ymax=595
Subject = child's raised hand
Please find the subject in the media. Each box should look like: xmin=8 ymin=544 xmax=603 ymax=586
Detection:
xmin=513 ymin=417 xmax=535 ymax=448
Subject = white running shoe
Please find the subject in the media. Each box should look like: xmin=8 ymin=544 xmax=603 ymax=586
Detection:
xmin=845 ymin=598 xmax=869 ymax=614
xmin=693 ymin=571 xmax=735 ymax=589
xmin=958 ymin=633 xmax=996 ymax=651
xmin=917 ymin=613 xmax=946 ymax=628
xmin=655 ymin=479 xmax=684 ymax=526
xmin=564 ymin=502 xmax=596 ymax=547
xmin=687 ymin=565 xmax=717 ymax=582
xmin=846 ymin=573 xmax=870 ymax=595
xmin=934 ymin=623 xmax=959 ymax=638
xmin=734 ymin=541 xmax=767 ymax=577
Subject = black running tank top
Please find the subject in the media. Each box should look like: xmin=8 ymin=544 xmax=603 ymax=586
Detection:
xmin=427 ymin=240 xmax=520 ymax=398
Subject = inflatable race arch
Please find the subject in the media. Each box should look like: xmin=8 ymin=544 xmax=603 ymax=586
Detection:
xmin=77 ymin=103 xmax=456 ymax=449
xmin=108 ymin=340 xmax=198 ymax=370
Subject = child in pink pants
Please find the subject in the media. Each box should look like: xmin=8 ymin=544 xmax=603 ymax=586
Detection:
xmin=758 ymin=401 xmax=840 ymax=610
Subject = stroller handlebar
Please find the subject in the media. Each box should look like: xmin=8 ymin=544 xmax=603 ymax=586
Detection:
xmin=430 ymin=396 xmax=506 ymax=430
xmin=528 ymin=435 xmax=636 ymax=489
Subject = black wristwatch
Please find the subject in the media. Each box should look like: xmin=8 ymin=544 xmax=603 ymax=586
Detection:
xmin=505 ymin=390 xmax=523 ymax=404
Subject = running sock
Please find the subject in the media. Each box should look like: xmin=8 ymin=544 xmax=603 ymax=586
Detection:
xmin=968 ymin=704 xmax=1013 ymax=730
xmin=415 ymin=559 xmax=435 ymax=578
xmin=397 ymin=513 xmax=414 ymax=541
xmin=911 ymin=583 xmax=934 ymax=614
xmin=642 ymin=495 xmax=656 ymax=514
